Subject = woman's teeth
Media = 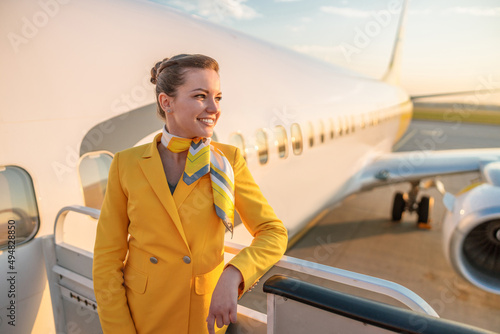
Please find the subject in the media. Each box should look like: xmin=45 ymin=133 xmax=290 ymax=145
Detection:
xmin=198 ymin=118 xmax=214 ymax=125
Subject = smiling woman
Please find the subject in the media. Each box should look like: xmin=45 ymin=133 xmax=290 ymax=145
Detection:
xmin=92 ymin=54 xmax=288 ymax=334
xmin=151 ymin=54 xmax=222 ymax=138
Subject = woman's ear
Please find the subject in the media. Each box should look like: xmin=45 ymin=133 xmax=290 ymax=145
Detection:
xmin=158 ymin=92 xmax=172 ymax=113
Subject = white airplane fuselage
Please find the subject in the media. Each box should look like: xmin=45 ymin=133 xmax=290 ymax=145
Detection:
xmin=1 ymin=0 xmax=411 ymax=236
xmin=0 ymin=0 xmax=413 ymax=332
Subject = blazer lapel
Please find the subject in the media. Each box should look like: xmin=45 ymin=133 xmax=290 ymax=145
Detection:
xmin=138 ymin=133 xmax=190 ymax=250
xmin=173 ymin=174 xmax=206 ymax=210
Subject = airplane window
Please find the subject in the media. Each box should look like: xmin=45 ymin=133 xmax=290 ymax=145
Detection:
xmin=291 ymin=123 xmax=303 ymax=155
xmin=360 ymin=114 xmax=366 ymax=129
xmin=0 ymin=166 xmax=40 ymax=249
xmin=255 ymin=129 xmax=268 ymax=165
xmin=344 ymin=116 xmax=350 ymax=135
xmin=308 ymin=122 xmax=314 ymax=147
xmin=78 ymin=152 xmax=113 ymax=210
xmin=338 ymin=117 xmax=344 ymax=136
xmin=229 ymin=133 xmax=246 ymax=160
xmin=351 ymin=116 xmax=356 ymax=133
xmin=319 ymin=120 xmax=325 ymax=143
xmin=274 ymin=126 xmax=288 ymax=159
xmin=329 ymin=118 xmax=335 ymax=139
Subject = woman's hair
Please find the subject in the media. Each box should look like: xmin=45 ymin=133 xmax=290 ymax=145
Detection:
xmin=151 ymin=54 xmax=219 ymax=119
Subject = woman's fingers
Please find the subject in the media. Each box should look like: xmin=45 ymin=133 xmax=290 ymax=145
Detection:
xmin=207 ymin=301 xmax=237 ymax=332
xmin=207 ymin=320 xmax=213 ymax=334
xmin=208 ymin=306 xmax=234 ymax=327
xmin=222 ymin=311 xmax=232 ymax=326
xmin=206 ymin=312 xmax=228 ymax=333
xmin=216 ymin=314 xmax=224 ymax=328
xmin=207 ymin=266 xmax=243 ymax=332
xmin=207 ymin=314 xmax=216 ymax=334
xmin=229 ymin=308 xmax=237 ymax=323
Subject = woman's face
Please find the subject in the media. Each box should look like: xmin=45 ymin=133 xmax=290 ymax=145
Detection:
xmin=161 ymin=68 xmax=222 ymax=138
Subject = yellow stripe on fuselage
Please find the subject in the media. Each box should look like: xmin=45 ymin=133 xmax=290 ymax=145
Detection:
xmin=394 ymin=100 xmax=413 ymax=144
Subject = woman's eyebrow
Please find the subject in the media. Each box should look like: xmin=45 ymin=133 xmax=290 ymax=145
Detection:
xmin=190 ymin=88 xmax=222 ymax=95
xmin=190 ymin=88 xmax=209 ymax=93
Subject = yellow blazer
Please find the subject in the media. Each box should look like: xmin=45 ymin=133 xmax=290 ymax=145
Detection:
xmin=92 ymin=133 xmax=288 ymax=334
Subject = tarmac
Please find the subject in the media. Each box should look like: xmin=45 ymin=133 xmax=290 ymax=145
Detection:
xmin=238 ymin=119 xmax=500 ymax=332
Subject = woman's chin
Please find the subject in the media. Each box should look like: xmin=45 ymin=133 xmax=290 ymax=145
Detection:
xmin=197 ymin=126 xmax=214 ymax=138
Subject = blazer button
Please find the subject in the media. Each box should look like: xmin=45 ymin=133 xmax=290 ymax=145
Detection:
xmin=150 ymin=257 xmax=158 ymax=264
xmin=183 ymin=256 xmax=191 ymax=264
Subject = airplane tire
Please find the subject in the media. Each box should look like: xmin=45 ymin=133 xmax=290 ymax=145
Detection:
xmin=417 ymin=196 xmax=433 ymax=225
xmin=391 ymin=192 xmax=406 ymax=222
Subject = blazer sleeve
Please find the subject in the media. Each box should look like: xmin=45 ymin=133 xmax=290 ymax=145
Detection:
xmin=92 ymin=152 xmax=137 ymax=334
xmin=225 ymin=147 xmax=288 ymax=297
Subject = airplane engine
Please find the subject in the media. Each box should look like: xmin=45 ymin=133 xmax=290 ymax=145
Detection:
xmin=442 ymin=183 xmax=500 ymax=294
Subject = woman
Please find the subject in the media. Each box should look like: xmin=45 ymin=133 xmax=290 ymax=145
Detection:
xmin=92 ymin=54 xmax=288 ymax=334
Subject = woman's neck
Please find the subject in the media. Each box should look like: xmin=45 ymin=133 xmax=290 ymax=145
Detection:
xmin=158 ymin=142 xmax=187 ymax=164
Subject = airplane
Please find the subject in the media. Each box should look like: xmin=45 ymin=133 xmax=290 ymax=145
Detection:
xmin=1 ymin=0 xmax=499 ymax=333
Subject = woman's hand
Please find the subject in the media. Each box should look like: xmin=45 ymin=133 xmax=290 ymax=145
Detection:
xmin=206 ymin=265 xmax=243 ymax=334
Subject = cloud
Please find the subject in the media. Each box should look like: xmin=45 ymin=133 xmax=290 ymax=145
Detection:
xmin=320 ymin=6 xmax=370 ymax=18
xmin=165 ymin=0 xmax=197 ymax=11
xmin=165 ymin=0 xmax=260 ymax=21
xmin=200 ymin=0 xmax=260 ymax=20
xmin=292 ymin=44 xmax=345 ymax=63
xmin=275 ymin=0 xmax=302 ymax=2
xmin=287 ymin=24 xmax=306 ymax=32
xmin=446 ymin=6 xmax=500 ymax=17
xmin=293 ymin=44 xmax=343 ymax=53
xmin=408 ymin=9 xmax=432 ymax=16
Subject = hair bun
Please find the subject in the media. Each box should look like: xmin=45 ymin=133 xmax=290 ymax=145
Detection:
xmin=150 ymin=60 xmax=162 ymax=84
xmin=150 ymin=58 xmax=170 ymax=84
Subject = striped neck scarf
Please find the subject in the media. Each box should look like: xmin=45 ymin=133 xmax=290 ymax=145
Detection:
xmin=161 ymin=126 xmax=235 ymax=237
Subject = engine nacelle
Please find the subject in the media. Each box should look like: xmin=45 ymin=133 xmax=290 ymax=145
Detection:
xmin=442 ymin=183 xmax=500 ymax=294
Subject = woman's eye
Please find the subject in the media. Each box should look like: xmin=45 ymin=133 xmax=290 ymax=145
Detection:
xmin=216 ymin=96 xmax=222 ymax=102
xmin=195 ymin=94 xmax=206 ymax=99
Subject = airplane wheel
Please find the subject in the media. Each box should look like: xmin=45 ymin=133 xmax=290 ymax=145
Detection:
xmin=391 ymin=192 xmax=406 ymax=222
xmin=417 ymin=196 xmax=434 ymax=228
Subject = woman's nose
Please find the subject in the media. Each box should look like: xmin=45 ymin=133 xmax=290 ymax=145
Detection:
xmin=206 ymin=99 xmax=219 ymax=113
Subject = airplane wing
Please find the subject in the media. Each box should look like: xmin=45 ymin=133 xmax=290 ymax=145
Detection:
xmin=357 ymin=148 xmax=500 ymax=191
xmin=354 ymin=148 xmax=500 ymax=295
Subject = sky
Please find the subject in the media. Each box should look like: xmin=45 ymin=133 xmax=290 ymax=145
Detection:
xmin=151 ymin=0 xmax=500 ymax=105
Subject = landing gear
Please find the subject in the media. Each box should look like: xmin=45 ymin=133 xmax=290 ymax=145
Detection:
xmin=391 ymin=192 xmax=406 ymax=221
xmin=417 ymin=196 xmax=434 ymax=229
xmin=390 ymin=180 xmax=435 ymax=228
